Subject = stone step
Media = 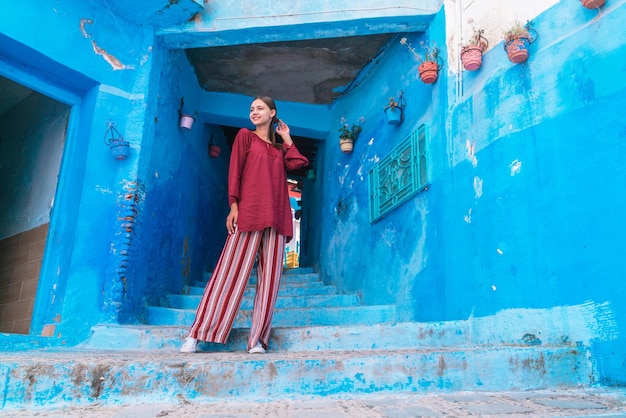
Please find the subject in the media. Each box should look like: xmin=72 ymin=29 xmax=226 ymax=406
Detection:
xmin=201 ymin=267 xmax=320 ymax=286
xmin=81 ymin=312 xmax=586 ymax=352
xmin=184 ymin=282 xmax=338 ymax=297
xmin=0 ymin=344 xmax=591 ymax=410
xmin=79 ymin=322 xmax=470 ymax=352
xmin=146 ymin=304 xmax=397 ymax=328
xmin=168 ymin=292 xmax=361 ymax=310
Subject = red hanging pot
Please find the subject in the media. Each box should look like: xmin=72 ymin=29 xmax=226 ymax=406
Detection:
xmin=580 ymin=0 xmax=606 ymax=8
xmin=209 ymin=144 xmax=221 ymax=158
xmin=505 ymin=37 xmax=531 ymax=63
xmin=418 ymin=61 xmax=439 ymax=84
xmin=461 ymin=45 xmax=484 ymax=71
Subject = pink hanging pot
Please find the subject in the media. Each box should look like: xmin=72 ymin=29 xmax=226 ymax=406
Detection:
xmin=179 ymin=114 xmax=195 ymax=129
xmin=580 ymin=0 xmax=606 ymax=8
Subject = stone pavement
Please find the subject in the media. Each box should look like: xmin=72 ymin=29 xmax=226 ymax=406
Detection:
xmin=3 ymin=387 xmax=626 ymax=418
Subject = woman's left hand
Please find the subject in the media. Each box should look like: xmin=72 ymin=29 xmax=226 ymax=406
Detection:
xmin=276 ymin=120 xmax=293 ymax=146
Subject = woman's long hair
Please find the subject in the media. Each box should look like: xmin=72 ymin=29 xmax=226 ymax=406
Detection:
xmin=255 ymin=96 xmax=282 ymax=149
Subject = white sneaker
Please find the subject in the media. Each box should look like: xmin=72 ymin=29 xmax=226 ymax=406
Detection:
xmin=248 ymin=342 xmax=265 ymax=354
xmin=180 ymin=336 xmax=198 ymax=353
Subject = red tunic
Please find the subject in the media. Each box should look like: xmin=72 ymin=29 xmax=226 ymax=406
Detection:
xmin=228 ymin=128 xmax=309 ymax=240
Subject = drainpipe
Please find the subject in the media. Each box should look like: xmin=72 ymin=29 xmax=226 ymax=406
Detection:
xmin=455 ymin=0 xmax=464 ymax=100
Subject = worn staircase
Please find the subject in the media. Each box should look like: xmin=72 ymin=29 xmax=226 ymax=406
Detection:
xmin=0 ymin=268 xmax=592 ymax=410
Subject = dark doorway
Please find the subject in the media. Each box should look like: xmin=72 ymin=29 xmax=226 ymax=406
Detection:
xmin=0 ymin=76 xmax=70 ymax=334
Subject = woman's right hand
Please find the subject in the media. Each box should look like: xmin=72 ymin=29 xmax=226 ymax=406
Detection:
xmin=226 ymin=203 xmax=239 ymax=234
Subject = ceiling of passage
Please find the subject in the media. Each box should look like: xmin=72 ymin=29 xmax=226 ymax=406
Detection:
xmin=185 ymin=34 xmax=393 ymax=105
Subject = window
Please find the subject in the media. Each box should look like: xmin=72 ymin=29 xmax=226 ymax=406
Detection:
xmin=368 ymin=124 xmax=428 ymax=222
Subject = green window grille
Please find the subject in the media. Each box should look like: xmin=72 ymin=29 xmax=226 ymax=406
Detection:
xmin=368 ymin=124 xmax=428 ymax=223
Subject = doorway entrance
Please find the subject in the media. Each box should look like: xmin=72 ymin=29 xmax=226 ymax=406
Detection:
xmin=0 ymin=76 xmax=70 ymax=334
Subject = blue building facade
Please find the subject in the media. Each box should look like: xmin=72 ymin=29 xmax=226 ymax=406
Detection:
xmin=0 ymin=0 xmax=624 ymax=388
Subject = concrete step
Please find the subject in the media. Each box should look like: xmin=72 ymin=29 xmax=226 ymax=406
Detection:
xmin=200 ymin=267 xmax=320 ymax=286
xmin=0 ymin=344 xmax=592 ymax=410
xmin=168 ymin=292 xmax=361 ymax=310
xmin=146 ymin=304 xmax=397 ymax=328
xmin=184 ymin=282 xmax=338 ymax=297
xmin=79 ymin=322 xmax=471 ymax=352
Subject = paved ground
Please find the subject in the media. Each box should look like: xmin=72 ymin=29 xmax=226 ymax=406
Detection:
xmin=3 ymin=387 xmax=626 ymax=418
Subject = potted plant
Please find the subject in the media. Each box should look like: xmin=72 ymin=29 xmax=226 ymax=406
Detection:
xmin=180 ymin=113 xmax=196 ymax=129
xmin=384 ymin=92 xmax=405 ymax=125
xmin=400 ymin=37 xmax=443 ymax=84
xmin=580 ymin=0 xmax=606 ymax=8
xmin=503 ymin=19 xmax=538 ymax=64
xmin=338 ymin=116 xmax=365 ymax=154
xmin=178 ymin=97 xmax=197 ymax=129
xmin=461 ymin=28 xmax=489 ymax=71
xmin=104 ymin=121 xmax=130 ymax=160
xmin=208 ymin=134 xmax=221 ymax=158
xmin=209 ymin=144 xmax=221 ymax=157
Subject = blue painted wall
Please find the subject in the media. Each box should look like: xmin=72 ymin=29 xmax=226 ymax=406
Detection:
xmin=125 ymin=46 xmax=230 ymax=322
xmin=316 ymin=1 xmax=625 ymax=385
xmin=440 ymin=1 xmax=626 ymax=386
xmin=318 ymin=8 xmax=447 ymax=322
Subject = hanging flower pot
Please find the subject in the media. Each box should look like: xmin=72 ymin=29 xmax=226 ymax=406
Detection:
xmin=461 ymin=29 xmax=489 ymax=71
xmin=179 ymin=114 xmax=195 ymax=129
xmin=400 ymin=38 xmax=442 ymax=84
xmin=109 ymin=139 xmax=130 ymax=160
xmin=461 ymin=45 xmax=484 ymax=71
xmin=178 ymin=97 xmax=197 ymax=130
xmin=418 ymin=61 xmax=440 ymax=84
xmin=504 ymin=38 xmax=531 ymax=63
xmin=503 ymin=20 xmax=538 ymax=64
xmin=337 ymin=116 xmax=364 ymax=154
xmin=104 ymin=121 xmax=130 ymax=160
xmin=580 ymin=0 xmax=606 ymax=8
xmin=209 ymin=144 xmax=221 ymax=158
xmin=339 ymin=137 xmax=354 ymax=153
xmin=384 ymin=107 xmax=402 ymax=125
xmin=383 ymin=92 xmax=405 ymax=125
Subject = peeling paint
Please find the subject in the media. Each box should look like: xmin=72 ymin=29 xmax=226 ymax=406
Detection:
xmin=100 ymin=84 xmax=144 ymax=100
xmin=92 ymin=40 xmax=132 ymax=71
xmin=510 ymin=159 xmax=522 ymax=176
xmin=466 ymin=139 xmax=478 ymax=167
xmin=464 ymin=208 xmax=472 ymax=224
xmin=380 ymin=229 xmax=395 ymax=247
xmin=473 ymin=176 xmax=483 ymax=199
xmin=79 ymin=18 xmax=93 ymax=38
xmin=95 ymin=185 xmax=113 ymax=194
xmin=79 ymin=18 xmax=133 ymax=70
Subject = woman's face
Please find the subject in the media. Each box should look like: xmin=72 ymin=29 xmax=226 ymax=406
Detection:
xmin=249 ymin=99 xmax=276 ymax=127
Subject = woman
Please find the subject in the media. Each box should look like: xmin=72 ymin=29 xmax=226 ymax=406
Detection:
xmin=181 ymin=96 xmax=309 ymax=354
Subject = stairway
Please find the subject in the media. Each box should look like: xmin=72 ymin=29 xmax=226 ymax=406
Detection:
xmin=146 ymin=267 xmax=396 ymax=347
xmin=0 ymin=268 xmax=593 ymax=410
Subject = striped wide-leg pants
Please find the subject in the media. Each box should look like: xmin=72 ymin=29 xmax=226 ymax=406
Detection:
xmin=187 ymin=226 xmax=286 ymax=350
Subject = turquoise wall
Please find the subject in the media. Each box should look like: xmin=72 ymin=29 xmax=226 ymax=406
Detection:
xmin=442 ymin=1 xmax=626 ymax=385
xmin=319 ymin=9 xmax=448 ymax=321
xmin=1 ymin=1 xmax=245 ymax=339
xmin=317 ymin=1 xmax=625 ymax=385
xmin=125 ymin=46 xmax=231 ymax=322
